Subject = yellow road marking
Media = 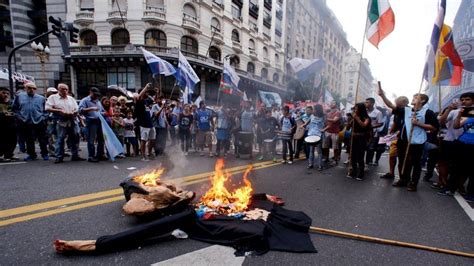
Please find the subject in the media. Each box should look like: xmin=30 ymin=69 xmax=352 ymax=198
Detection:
xmin=0 ymin=160 xmax=280 ymax=225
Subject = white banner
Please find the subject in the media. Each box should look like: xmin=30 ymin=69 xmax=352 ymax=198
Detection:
xmin=0 ymin=68 xmax=35 ymax=83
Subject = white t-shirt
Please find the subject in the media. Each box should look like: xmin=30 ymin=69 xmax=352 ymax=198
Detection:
xmin=368 ymin=108 xmax=383 ymax=134
xmin=46 ymin=94 xmax=78 ymax=114
xmin=123 ymin=117 xmax=136 ymax=138
xmin=444 ymin=109 xmax=463 ymax=142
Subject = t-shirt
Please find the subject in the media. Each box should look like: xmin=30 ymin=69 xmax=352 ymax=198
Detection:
xmin=134 ymin=99 xmax=152 ymax=128
xmin=307 ymin=115 xmax=325 ymax=136
xmin=368 ymin=108 xmax=383 ymax=133
xmin=196 ymin=108 xmax=213 ymax=131
xmin=353 ymin=115 xmax=370 ymax=134
xmin=392 ymin=107 xmax=439 ymax=142
xmin=459 ymin=117 xmax=474 ymax=145
xmin=123 ymin=117 xmax=135 ymax=137
xmin=241 ymin=110 xmax=254 ymax=132
xmin=280 ymin=116 xmax=295 ymax=133
xmin=151 ymin=104 xmax=167 ymax=128
xmin=326 ymin=109 xmax=341 ymax=134
xmin=443 ymin=109 xmax=463 ymax=142
xmin=216 ymin=110 xmax=229 ymax=129
xmin=179 ymin=114 xmax=194 ymax=130
xmin=261 ymin=117 xmax=279 ymax=136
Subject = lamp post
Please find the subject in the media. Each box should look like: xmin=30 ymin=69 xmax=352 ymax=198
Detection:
xmin=30 ymin=41 xmax=50 ymax=95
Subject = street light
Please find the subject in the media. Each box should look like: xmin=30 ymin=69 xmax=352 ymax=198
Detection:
xmin=30 ymin=41 xmax=50 ymax=94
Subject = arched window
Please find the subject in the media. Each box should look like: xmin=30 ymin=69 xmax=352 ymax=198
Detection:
xmin=247 ymin=62 xmax=255 ymax=74
xmin=230 ymin=56 xmax=240 ymax=69
xmin=263 ymin=47 xmax=268 ymax=58
xmin=80 ymin=30 xmax=97 ymax=46
xmin=181 ymin=36 xmax=198 ymax=54
xmin=209 ymin=46 xmax=221 ymax=61
xmin=144 ymin=29 xmax=166 ymax=47
xmin=273 ymin=73 xmax=279 ymax=83
xmin=261 ymin=68 xmax=268 ymax=79
xmin=249 ymin=39 xmax=255 ymax=51
xmin=211 ymin=17 xmax=221 ymax=32
xmin=231 ymin=29 xmax=240 ymax=42
xmin=111 ymin=28 xmax=129 ymax=45
xmin=183 ymin=3 xmax=197 ymax=19
xmin=275 ymin=53 xmax=280 ymax=64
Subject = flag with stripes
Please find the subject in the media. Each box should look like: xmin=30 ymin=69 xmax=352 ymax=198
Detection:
xmin=422 ymin=0 xmax=446 ymax=84
xmin=366 ymin=0 xmax=395 ymax=48
xmin=433 ymin=24 xmax=464 ymax=86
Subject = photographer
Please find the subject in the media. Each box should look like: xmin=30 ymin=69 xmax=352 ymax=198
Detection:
xmin=134 ymin=83 xmax=155 ymax=161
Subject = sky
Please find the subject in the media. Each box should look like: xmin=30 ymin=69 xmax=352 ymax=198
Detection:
xmin=326 ymin=0 xmax=462 ymax=99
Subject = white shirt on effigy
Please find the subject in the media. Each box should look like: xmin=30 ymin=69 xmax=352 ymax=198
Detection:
xmin=46 ymin=94 xmax=78 ymax=113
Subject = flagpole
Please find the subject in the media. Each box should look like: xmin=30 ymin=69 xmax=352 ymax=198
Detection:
xmin=438 ymin=82 xmax=442 ymax=112
xmin=348 ymin=0 xmax=370 ymax=174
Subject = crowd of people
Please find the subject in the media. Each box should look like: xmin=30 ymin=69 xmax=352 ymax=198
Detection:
xmin=0 ymin=82 xmax=472 ymax=202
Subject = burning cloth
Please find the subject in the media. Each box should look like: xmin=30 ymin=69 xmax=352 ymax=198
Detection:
xmin=54 ymin=194 xmax=317 ymax=255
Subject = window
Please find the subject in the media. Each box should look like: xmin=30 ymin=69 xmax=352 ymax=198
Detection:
xmin=230 ymin=56 xmax=240 ymax=69
xmin=80 ymin=0 xmax=94 ymax=11
xmin=144 ymin=29 xmax=166 ymax=47
xmin=273 ymin=73 xmax=279 ymax=83
xmin=231 ymin=4 xmax=241 ymax=19
xmin=80 ymin=30 xmax=97 ymax=46
xmin=231 ymin=29 xmax=240 ymax=42
xmin=209 ymin=46 xmax=221 ymax=61
xmin=111 ymin=28 xmax=129 ymax=45
xmin=146 ymin=0 xmax=164 ymax=8
xmin=181 ymin=36 xmax=198 ymax=54
xmin=211 ymin=17 xmax=221 ymax=32
xmin=247 ymin=62 xmax=255 ymax=74
xmin=107 ymin=67 xmax=135 ymax=89
xmin=112 ymin=0 xmax=127 ymax=11
xmin=263 ymin=47 xmax=268 ymax=57
xmin=275 ymin=53 xmax=279 ymax=64
xmin=183 ymin=3 xmax=197 ymax=19
xmin=249 ymin=39 xmax=255 ymax=50
xmin=261 ymin=68 xmax=268 ymax=79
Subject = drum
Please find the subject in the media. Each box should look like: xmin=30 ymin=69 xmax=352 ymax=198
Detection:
xmin=293 ymin=119 xmax=305 ymax=140
xmin=304 ymin=135 xmax=321 ymax=145
xmin=237 ymin=131 xmax=253 ymax=155
xmin=276 ymin=130 xmax=292 ymax=140
xmin=263 ymin=139 xmax=275 ymax=154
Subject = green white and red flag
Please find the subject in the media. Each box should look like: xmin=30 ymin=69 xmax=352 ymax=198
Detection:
xmin=366 ymin=0 xmax=395 ymax=48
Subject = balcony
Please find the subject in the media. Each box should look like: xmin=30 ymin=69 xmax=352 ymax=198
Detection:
xmin=263 ymin=58 xmax=271 ymax=66
xmin=275 ymin=63 xmax=282 ymax=70
xmin=212 ymin=0 xmax=224 ymax=9
xmin=249 ymin=49 xmax=258 ymax=59
xmin=182 ymin=14 xmax=201 ymax=33
xmin=212 ymin=29 xmax=224 ymax=44
xmin=232 ymin=41 xmax=242 ymax=53
xmin=249 ymin=2 xmax=259 ymax=18
xmin=264 ymin=0 xmax=272 ymax=10
xmin=107 ymin=10 xmax=127 ymax=24
xmin=75 ymin=10 xmax=94 ymax=25
xmin=143 ymin=6 xmax=166 ymax=24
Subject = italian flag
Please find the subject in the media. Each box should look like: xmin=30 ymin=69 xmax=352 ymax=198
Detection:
xmin=366 ymin=0 xmax=395 ymax=48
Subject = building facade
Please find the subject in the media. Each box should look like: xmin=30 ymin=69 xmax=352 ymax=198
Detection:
xmin=285 ymin=0 xmax=349 ymax=98
xmin=63 ymin=0 xmax=287 ymax=101
xmin=341 ymin=47 xmax=374 ymax=103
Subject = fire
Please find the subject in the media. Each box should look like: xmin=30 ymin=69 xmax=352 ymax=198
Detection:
xmin=200 ymin=159 xmax=253 ymax=214
xmin=132 ymin=168 xmax=165 ymax=187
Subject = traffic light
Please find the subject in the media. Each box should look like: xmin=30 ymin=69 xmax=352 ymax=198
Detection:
xmin=64 ymin=22 xmax=79 ymax=43
xmin=49 ymin=16 xmax=63 ymax=38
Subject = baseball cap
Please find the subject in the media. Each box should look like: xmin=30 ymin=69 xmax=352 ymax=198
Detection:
xmin=90 ymin=87 xmax=101 ymax=96
xmin=47 ymin=87 xmax=58 ymax=93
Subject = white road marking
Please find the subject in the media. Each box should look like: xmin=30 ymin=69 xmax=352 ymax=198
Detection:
xmin=0 ymin=162 xmax=26 ymax=166
xmin=454 ymin=192 xmax=474 ymax=222
xmin=152 ymin=245 xmax=244 ymax=266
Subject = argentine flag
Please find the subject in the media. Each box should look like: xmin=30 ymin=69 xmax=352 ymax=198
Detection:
xmin=141 ymin=47 xmax=176 ymax=76
xmin=289 ymin=57 xmax=326 ymax=82
xmin=176 ymin=51 xmax=200 ymax=93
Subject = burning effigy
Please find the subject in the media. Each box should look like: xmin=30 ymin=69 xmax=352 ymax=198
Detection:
xmin=54 ymin=159 xmax=317 ymax=255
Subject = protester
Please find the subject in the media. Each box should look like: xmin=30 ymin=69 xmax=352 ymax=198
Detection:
xmin=322 ymin=101 xmax=342 ymax=163
xmin=101 ymin=97 xmax=113 ymax=125
xmin=123 ymin=111 xmax=138 ymax=157
xmin=111 ymin=106 xmax=125 ymax=145
xmin=195 ymin=101 xmax=214 ymax=157
xmin=347 ymin=103 xmax=371 ymax=180
xmin=0 ymin=87 xmax=17 ymax=162
xmin=45 ymin=84 xmax=83 ymax=163
xmin=258 ymin=109 xmax=279 ymax=161
xmin=280 ymin=106 xmax=296 ymax=164
xmin=294 ymin=106 xmax=311 ymax=160
xmin=78 ymin=87 xmax=106 ymax=163
xmin=302 ymin=105 xmax=326 ymax=170
xmin=45 ymin=87 xmax=59 ymax=156
xmin=117 ymin=96 xmax=130 ymax=117
xmin=170 ymin=102 xmax=183 ymax=146
xmin=12 ymin=82 xmax=49 ymax=161
xmin=178 ymin=104 xmax=194 ymax=155
xmin=237 ymin=102 xmax=255 ymax=158
xmin=365 ymin=97 xmax=384 ymax=166
xmin=134 ymin=84 xmax=155 ymax=161
xmin=151 ymin=96 xmax=168 ymax=156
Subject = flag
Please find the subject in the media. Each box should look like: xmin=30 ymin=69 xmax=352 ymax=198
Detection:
xmin=366 ymin=0 xmax=395 ymax=48
xmin=176 ymin=51 xmax=200 ymax=93
xmin=422 ymin=0 xmax=446 ymax=84
xmin=242 ymin=91 xmax=249 ymax=102
xmin=289 ymin=58 xmax=326 ymax=82
xmin=432 ymin=24 xmax=464 ymax=86
xmin=141 ymin=48 xmax=176 ymax=76
xmin=194 ymin=96 xmax=202 ymax=106
xmin=182 ymin=86 xmax=192 ymax=104
xmin=339 ymin=102 xmax=345 ymax=110
xmin=219 ymin=60 xmax=243 ymax=96
xmin=324 ymin=89 xmax=335 ymax=104
xmin=98 ymin=114 xmax=125 ymax=161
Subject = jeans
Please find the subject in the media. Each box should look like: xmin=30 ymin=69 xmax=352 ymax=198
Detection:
xmin=351 ymin=136 xmax=367 ymax=178
xmin=308 ymin=141 xmax=323 ymax=167
xmin=18 ymin=120 xmax=48 ymax=158
xmin=179 ymin=129 xmax=191 ymax=152
xmin=397 ymin=141 xmax=424 ymax=185
xmin=55 ymin=124 xmax=79 ymax=159
xmin=282 ymin=139 xmax=294 ymax=161
xmin=155 ymin=127 xmax=167 ymax=155
xmin=85 ymin=118 xmax=104 ymax=159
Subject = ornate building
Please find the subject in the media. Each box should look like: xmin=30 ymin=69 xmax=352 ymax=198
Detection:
xmin=342 ymin=47 xmax=374 ymax=103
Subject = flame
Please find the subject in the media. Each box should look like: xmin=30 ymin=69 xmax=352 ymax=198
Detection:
xmin=200 ymin=159 xmax=253 ymax=214
xmin=132 ymin=168 xmax=165 ymax=186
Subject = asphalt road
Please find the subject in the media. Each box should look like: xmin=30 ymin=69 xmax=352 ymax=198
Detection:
xmin=1 ymin=145 xmax=473 ymax=265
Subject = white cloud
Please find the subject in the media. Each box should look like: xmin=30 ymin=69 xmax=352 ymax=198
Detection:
xmin=327 ymin=0 xmax=461 ymax=99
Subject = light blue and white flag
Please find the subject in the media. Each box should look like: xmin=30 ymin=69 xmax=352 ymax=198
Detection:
xmin=99 ymin=114 xmax=124 ymax=161
xmin=141 ymin=47 xmax=176 ymax=76
xmin=176 ymin=51 xmax=200 ymax=93
xmin=289 ymin=57 xmax=326 ymax=82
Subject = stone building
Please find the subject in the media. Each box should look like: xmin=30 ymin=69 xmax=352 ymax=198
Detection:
xmin=341 ymin=47 xmax=374 ymax=103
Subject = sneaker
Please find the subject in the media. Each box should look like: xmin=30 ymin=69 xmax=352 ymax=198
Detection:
xmin=54 ymin=158 xmax=64 ymax=164
xmin=287 ymin=160 xmax=293 ymax=165
xmin=42 ymin=155 xmax=49 ymax=161
xmin=257 ymin=155 xmax=264 ymax=161
xmin=318 ymin=166 xmax=323 ymax=171
xmin=380 ymin=173 xmax=394 ymax=179
xmin=437 ymin=189 xmax=454 ymax=196
xmin=273 ymin=157 xmax=278 ymax=162
xmin=209 ymin=153 xmax=214 ymax=158
xmin=307 ymin=164 xmax=313 ymax=169
xmin=281 ymin=160 xmax=287 ymax=164
xmin=355 ymin=176 xmax=364 ymax=181
xmin=23 ymin=156 xmax=37 ymax=161
xmin=141 ymin=157 xmax=149 ymax=162
xmin=346 ymin=174 xmax=355 ymax=179
xmin=430 ymin=182 xmax=443 ymax=190
xmin=407 ymin=182 xmax=417 ymax=192
xmin=343 ymin=159 xmax=350 ymax=165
